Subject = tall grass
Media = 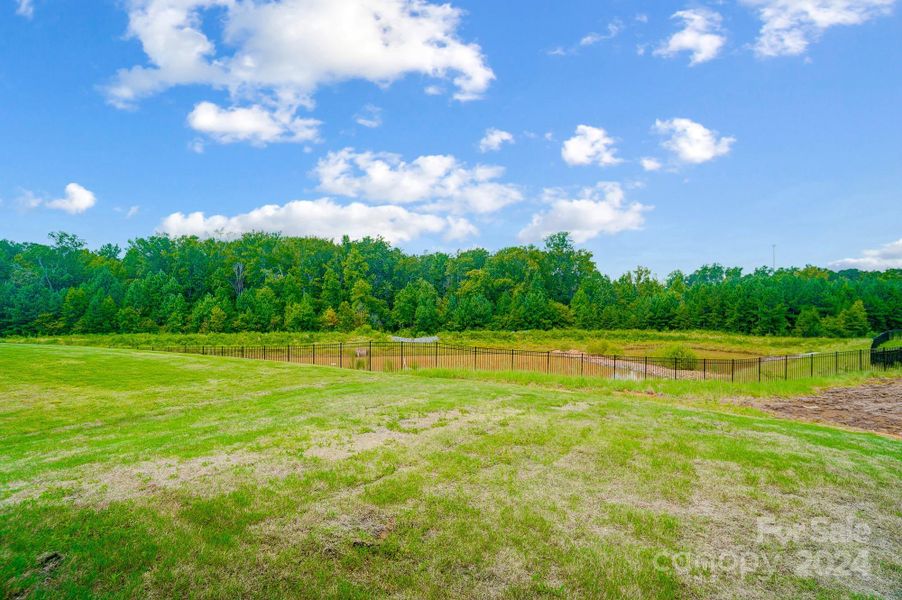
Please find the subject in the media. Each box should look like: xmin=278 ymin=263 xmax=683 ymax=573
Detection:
xmin=0 ymin=328 xmax=870 ymax=358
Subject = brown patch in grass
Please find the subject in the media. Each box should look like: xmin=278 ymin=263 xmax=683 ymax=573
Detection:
xmin=1 ymin=450 xmax=305 ymax=508
xmin=473 ymin=547 xmax=532 ymax=598
xmin=304 ymin=428 xmax=411 ymax=461
xmin=398 ymin=409 xmax=463 ymax=430
xmin=253 ymin=501 xmax=397 ymax=556
xmin=737 ymin=379 xmax=902 ymax=438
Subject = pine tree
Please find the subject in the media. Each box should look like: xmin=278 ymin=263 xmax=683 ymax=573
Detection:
xmin=414 ymin=281 xmax=440 ymax=333
xmin=320 ymin=267 xmax=342 ymax=310
xmin=840 ymin=300 xmax=869 ymax=337
xmin=284 ymin=295 xmax=318 ymax=331
xmin=793 ymin=306 xmax=824 ymax=337
xmin=320 ymin=307 xmax=339 ymax=330
xmin=337 ymin=301 xmax=357 ymax=332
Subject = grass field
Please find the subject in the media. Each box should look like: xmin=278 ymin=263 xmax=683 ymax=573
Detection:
xmin=0 ymin=328 xmax=871 ymax=358
xmin=1 ymin=345 xmax=900 ymax=599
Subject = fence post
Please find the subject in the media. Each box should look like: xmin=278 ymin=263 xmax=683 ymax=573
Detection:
xmin=340 ymin=342 xmax=344 ymax=368
xmin=810 ymin=354 xmax=814 ymax=377
xmin=400 ymin=341 xmax=404 ymax=370
xmin=369 ymin=341 xmax=373 ymax=371
xmin=312 ymin=342 xmax=316 ymax=365
xmin=241 ymin=345 xmax=245 ymax=359
xmin=703 ymin=358 xmax=706 ymax=380
xmin=580 ymin=353 xmax=584 ymax=377
xmin=546 ymin=351 xmax=550 ymax=373
xmin=435 ymin=341 xmax=439 ymax=368
xmin=784 ymin=355 xmax=788 ymax=380
xmin=644 ymin=356 xmax=648 ymax=380
xmin=859 ymin=349 xmax=862 ymax=371
xmin=263 ymin=345 xmax=266 ymax=361
xmin=287 ymin=345 xmax=291 ymax=363
xmin=474 ymin=346 xmax=478 ymax=371
xmin=613 ymin=356 xmax=617 ymax=381
xmin=731 ymin=359 xmax=735 ymax=382
xmin=758 ymin=357 xmax=761 ymax=382
xmin=674 ymin=357 xmax=678 ymax=380
xmin=834 ymin=351 xmax=838 ymax=374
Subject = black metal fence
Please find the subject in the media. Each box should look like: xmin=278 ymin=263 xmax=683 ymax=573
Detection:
xmin=137 ymin=341 xmax=902 ymax=383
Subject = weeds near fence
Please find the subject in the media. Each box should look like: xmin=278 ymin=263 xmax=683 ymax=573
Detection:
xmin=134 ymin=341 xmax=902 ymax=383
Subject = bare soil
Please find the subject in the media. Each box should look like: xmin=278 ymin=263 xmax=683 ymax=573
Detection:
xmin=743 ymin=379 xmax=902 ymax=438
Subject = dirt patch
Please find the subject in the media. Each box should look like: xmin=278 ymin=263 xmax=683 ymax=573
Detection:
xmin=1 ymin=450 xmax=305 ymax=507
xmin=253 ymin=502 xmax=397 ymax=555
xmin=739 ymin=379 xmax=902 ymax=438
xmin=398 ymin=409 xmax=462 ymax=430
xmin=304 ymin=428 xmax=411 ymax=461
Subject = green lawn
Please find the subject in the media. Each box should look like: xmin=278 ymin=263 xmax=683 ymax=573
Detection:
xmin=1 ymin=344 xmax=899 ymax=599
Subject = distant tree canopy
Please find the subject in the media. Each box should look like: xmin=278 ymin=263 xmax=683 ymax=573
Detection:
xmin=1 ymin=231 xmax=899 ymax=338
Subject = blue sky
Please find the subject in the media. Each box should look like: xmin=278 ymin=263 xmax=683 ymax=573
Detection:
xmin=2 ymin=0 xmax=900 ymax=276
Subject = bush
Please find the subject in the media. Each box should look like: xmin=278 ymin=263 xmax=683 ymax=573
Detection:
xmin=661 ymin=344 xmax=699 ymax=370
xmin=585 ymin=340 xmax=624 ymax=356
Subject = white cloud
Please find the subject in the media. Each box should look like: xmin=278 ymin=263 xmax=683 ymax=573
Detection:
xmin=831 ymin=238 xmax=902 ymax=270
xmin=105 ymin=0 xmax=494 ymax=119
xmin=15 ymin=0 xmax=33 ymax=18
xmin=561 ymin=125 xmax=621 ymax=167
xmin=158 ymin=198 xmax=472 ymax=244
xmin=186 ymin=101 xmax=320 ymax=145
xmin=314 ymin=148 xmax=522 ymax=214
xmin=641 ymin=157 xmax=662 ymax=172
xmin=355 ymin=104 xmax=383 ymax=128
xmin=519 ymin=183 xmax=650 ymax=243
xmin=742 ymin=0 xmax=895 ymax=57
xmin=550 ymin=20 xmax=624 ymax=56
xmin=478 ymin=128 xmax=514 ymax=153
xmin=579 ymin=20 xmax=624 ymax=46
xmin=114 ymin=205 xmax=142 ymax=218
xmin=19 ymin=183 xmax=97 ymax=214
xmin=444 ymin=216 xmax=480 ymax=240
xmin=654 ymin=8 xmax=726 ymax=65
xmin=654 ymin=118 xmax=735 ymax=164
xmin=47 ymin=183 xmax=97 ymax=214
xmin=188 ymin=138 xmax=205 ymax=154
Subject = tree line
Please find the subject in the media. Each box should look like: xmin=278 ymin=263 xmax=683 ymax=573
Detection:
xmin=1 ymin=232 xmax=899 ymax=338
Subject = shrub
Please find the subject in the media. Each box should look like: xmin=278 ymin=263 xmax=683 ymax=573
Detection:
xmin=585 ymin=340 xmax=624 ymax=356
xmin=661 ymin=345 xmax=699 ymax=370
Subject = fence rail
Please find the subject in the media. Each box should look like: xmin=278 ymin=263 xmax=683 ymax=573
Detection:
xmin=872 ymin=329 xmax=902 ymax=349
xmin=135 ymin=341 xmax=902 ymax=383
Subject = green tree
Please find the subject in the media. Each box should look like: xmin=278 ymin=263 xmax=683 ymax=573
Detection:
xmin=284 ymin=295 xmax=318 ymax=331
xmin=840 ymin=300 xmax=869 ymax=337
xmin=793 ymin=306 xmax=824 ymax=337
xmin=414 ymin=281 xmax=440 ymax=333
xmin=320 ymin=307 xmax=339 ymax=330
xmin=337 ymin=301 xmax=357 ymax=332
xmin=320 ymin=267 xmax=342 ymax=310
xmin=117 ymin=306 xmax=143 ymax=333
xmin=392 ymin=282 xmax=420 ymax=329
xmin=79 ymin=292 xmax=117 ymax=333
